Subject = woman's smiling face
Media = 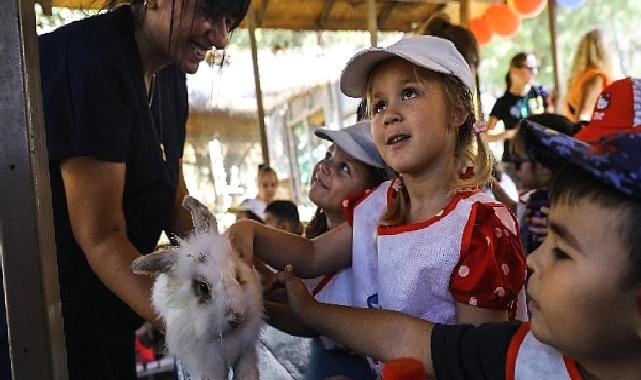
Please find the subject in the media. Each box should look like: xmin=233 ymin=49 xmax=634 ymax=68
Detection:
xmin=146 ymin=0 xmax=239 ymax=74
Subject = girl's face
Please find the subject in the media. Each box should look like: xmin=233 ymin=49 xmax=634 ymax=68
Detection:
xmin=369 ymin=58 xmax=461 ymax=177
xmin=146 ymin=0 xmax=232 ymax=74
xmin=309 ymin=145 xmax=374 ymax=213
xmin=258 ymin=172 xmax=278 ymax=203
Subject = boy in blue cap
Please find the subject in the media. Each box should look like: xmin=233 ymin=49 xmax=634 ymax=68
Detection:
xmin=276 ymin=78 xmax=641 ymax=380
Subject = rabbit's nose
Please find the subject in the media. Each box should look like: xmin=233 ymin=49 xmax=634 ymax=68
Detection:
xmin=227 ymin=312 xmax=244 ymax=329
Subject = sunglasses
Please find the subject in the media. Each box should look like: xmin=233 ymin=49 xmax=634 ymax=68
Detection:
xmin=517 ymin=65 xmax=539 ymax=74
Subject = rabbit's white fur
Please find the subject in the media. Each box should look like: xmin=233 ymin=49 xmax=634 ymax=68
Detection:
xmin=133 ymin=196 xmax=263 ymax=380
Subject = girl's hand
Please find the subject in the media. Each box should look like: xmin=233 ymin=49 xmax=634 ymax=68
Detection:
xmin=227 ymin=219 xmax=258 ymax=265
xmin=277 ymin=264 xmax=317 ymax=319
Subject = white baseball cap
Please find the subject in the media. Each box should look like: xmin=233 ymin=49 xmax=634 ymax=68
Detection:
xmin=314 ymin=120 xmax=387 ymax=170
xmin=340 ymin=35 xmax=474 ymax=98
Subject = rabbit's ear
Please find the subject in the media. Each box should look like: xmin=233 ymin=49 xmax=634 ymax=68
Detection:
xmin=132 ymin=247 xmax=179 ymax=275
xmin=183 ymin=195 xmax=218 ymax=234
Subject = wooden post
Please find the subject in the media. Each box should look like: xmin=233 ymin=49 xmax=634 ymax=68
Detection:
xmin=368 ymin=0 xmax=377 ymax=47
xmin=1 ymin=0 xmax=68 ymax=379
xmin=547 ymin=0 xmax=561 ymax=112
xmin=460 ymin=0 xmax=471 ymax=26
xmin=247 ymin=5 xmax=270 ymax=165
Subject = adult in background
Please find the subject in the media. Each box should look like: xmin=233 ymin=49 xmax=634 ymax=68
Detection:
xmin=487 ymin=52 xmax=551 ymax=181
xmin=38 ymin=0 xmax=249 ymax=379
xmin=564 ymin=29 xmax=613 ymax=123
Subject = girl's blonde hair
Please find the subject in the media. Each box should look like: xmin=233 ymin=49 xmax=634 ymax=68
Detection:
xmin=366 ymin=63 xmax=492 ymax=225
xmin=566 ymin=29 xmax=612 ymax=93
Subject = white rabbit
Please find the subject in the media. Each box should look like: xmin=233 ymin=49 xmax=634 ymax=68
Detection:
xmin=132 ymin=196 xmax=263 ymax=380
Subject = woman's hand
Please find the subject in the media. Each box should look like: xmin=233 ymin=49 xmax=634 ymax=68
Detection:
xmin=227 ymin=219 xmax=259 ymax=265
xmin=253 ymin=257 xmax=279 ymax=293
xmin=277 ymin=264 xmax=317 ymax=320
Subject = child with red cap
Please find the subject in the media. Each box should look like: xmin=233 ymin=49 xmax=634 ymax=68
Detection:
xmin=276 ymin=78 xmax=641 ymax=380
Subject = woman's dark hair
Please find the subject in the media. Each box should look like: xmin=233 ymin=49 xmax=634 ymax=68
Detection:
xmin=551 ymin=166 xmax=641 ymax=288
xmin=422 ymin=15 xmax=479 ymax=70
xmin=505 ymin=51 xmax=532 ymax=91
xmin=109 ymin=0 xmax=250 ymax=32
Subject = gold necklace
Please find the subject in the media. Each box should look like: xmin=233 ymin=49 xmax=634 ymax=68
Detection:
xmin=148 ymin=74 xmax=166 ymax=162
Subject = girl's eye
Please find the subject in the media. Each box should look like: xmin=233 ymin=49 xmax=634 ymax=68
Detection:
xmin=552 ymin=247 xmax=570 ymax=260
xmin=401 ymin=88 xmax=418 ymax=101
xmin=339 ymin=162 xmax=351 ymax=174
xmin=374 ymin=100 xmax=387 ymax=114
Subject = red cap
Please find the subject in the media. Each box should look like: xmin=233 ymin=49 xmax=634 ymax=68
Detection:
xmin=574 ymin=78 xmax=641 ymax=142
xmin=382 ymin=358 xmax=427 ymax=380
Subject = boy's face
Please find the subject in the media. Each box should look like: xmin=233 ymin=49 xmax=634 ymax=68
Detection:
xmin=527 ymin=199 xmax=640 ymax=361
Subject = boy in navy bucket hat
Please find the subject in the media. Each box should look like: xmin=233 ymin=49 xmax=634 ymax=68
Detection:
xmin=273 ymin=78 xmax=641 ymax=380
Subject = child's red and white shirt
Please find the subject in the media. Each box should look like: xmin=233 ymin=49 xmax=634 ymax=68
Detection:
xmin=339 ymin=178 xmax=527 ymax=324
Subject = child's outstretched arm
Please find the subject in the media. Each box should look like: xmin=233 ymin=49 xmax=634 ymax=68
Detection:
xmin=279 ymin=265 xmax=436 ymax=377
xmin=264 ymin=300 xmax=318 ymax=338
xmin=455 ymin=304 xmax=508 ymax=325
xmin=228 ymin=220 xmax=353 ymax=278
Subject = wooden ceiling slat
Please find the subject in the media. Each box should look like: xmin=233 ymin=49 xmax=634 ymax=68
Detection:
xmin=256 ymin=0 xmax=270 ymax=27
xmin=317 ymin=0 xmax=336 ymax=29
xmin=377 ymin=1 xmax=396 ymax=29
xmin=44 ymin=0 xmax=450 ymax=32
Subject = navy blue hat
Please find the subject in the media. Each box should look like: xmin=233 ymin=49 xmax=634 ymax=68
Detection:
xmin=521 ymin=78 xmax=641 ymax=197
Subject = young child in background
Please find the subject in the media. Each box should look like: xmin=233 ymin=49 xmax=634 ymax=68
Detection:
xmin=264 ymin=200 xmax=303 ymax=235
xmin=268 ymin=120 xmax=390 ymax=380
xmin=234 ymin=164 xmax=279 ymax=221
xmin=230 ymin=36 xmax=527 ymax=374
xmin=511 ymin=113 xmax=582 ymax=253
xmin=275 ymin=78 xmax=641 ymax=380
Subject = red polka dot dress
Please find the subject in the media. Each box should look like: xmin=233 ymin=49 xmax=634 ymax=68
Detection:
xmin=342 ymin=178 xmax=527 ymax=324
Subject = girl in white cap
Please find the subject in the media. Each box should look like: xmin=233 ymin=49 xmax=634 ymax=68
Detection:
xmin=230 ymin=36 xmax=526 ymax=373
xmin=266 ymin=120 xmax=389 ymax=380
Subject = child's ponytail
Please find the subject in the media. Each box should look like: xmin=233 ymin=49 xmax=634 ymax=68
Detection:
xmin=380 ymin=177 xmax=411 ymax=226
xmin=442 ymin=74 xmax=492 ymax=191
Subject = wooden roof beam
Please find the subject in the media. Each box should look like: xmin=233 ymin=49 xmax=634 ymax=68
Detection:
xmin=317 ymin=0 xmax=336 ymax=29
xmin=377 ymin=1 xmax=397 ymax=29
xmin=256 ymin=0 xmax=269 ymax=27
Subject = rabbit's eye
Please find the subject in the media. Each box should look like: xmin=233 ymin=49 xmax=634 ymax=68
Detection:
xmin=192 ymin=279 xmax=211 ymax=302
xmin=236 ymin=271 xmax=246 ymax=286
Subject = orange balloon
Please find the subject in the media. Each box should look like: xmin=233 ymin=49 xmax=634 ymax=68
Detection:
xmin=469 ymin=17 xmax=493 ymax=46
xmin=510 ymin=0 xmax=546 ymax=17
xmin=484 ymin=3 xmax=522 ymax=38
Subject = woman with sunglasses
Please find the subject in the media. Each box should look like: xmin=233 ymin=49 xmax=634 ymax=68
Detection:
xmin=487 ymin=52 xmax=552 ymax=184
xmin=38 ymin=1 xmax=249 ymax=378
